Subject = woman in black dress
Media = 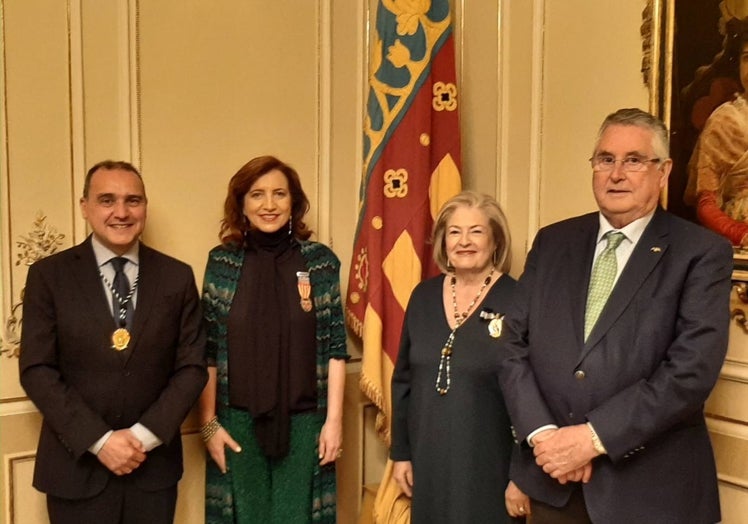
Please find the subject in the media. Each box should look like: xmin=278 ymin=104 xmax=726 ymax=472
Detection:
xmin=391 ymin=191 xmax=529 ymax=523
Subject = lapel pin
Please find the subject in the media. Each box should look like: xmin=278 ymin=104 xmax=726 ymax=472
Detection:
xmin=650 ymin=247 xmax=661 ymax=253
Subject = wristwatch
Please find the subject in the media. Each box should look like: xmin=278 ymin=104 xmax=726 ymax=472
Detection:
xmin=587 ymin=422 xmax=607 ymax=455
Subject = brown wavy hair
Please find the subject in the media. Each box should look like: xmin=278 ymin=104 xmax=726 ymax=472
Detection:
xmin=219 ymin=155 xmax=312 ymax=246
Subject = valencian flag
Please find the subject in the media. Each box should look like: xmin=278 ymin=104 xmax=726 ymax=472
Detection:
xmin=346 ymin=0 xmax=461 ymax=520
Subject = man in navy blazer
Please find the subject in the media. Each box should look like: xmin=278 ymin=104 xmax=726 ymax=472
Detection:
xmin=499 ymin=109 xmax=733 ymax=523
xmin=20 ymin=160 xmax=207 ymax=523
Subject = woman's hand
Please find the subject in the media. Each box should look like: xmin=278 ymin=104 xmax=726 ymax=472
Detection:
xmin=205 ymin=426 xmax=242 ymax=474
xmin=505 ymin=480 xmax=531 ymax=518
xmin=318 ymin=418 xmax=342 ymax=465
xmin=392 ymin=460 xmax=414 ymax=497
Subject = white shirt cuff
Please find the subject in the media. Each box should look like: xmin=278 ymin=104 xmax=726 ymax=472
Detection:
xmin=130 ymin=423 xmax=162 ymax=452
xmin=527 ymin=424 xmax=559 ymax=447
xmin=89 ymin=430 xmax=114 ymax=455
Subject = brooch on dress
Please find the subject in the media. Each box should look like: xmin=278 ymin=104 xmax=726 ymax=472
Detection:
xmin=479 ymin=308 xmax=504 ymax=338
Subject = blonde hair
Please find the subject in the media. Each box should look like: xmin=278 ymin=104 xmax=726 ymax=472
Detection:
xmin=432 ymin=190 xmax=512 ymax=274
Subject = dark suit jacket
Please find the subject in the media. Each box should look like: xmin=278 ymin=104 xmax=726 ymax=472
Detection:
xmin=20 ymin=237 xmax=207 ymax=499
xmin=498 ymin=208 xmax=733 ymax=524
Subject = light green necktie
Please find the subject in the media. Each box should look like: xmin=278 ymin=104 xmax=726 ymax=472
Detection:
xmin=584 ymin=231 xmax=626 ymax=341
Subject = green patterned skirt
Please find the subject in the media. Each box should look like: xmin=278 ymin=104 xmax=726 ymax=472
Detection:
xmin=205 ymin=407 xmax=337 ymax=523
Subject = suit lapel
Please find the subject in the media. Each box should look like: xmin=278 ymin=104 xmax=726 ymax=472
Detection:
xmin=125 ymin=244 xmax=158 ymax=362
xmin=70 ymin=238 xmax=119 ymax=331
xmin=569 ymin=216 xmax=600 ymax=349
xmin=581 ymin=209 xmax=669 ymax=357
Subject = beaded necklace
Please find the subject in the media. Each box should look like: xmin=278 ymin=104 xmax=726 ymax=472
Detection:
xmin=435 ymin=267 xmax=495 ymax=395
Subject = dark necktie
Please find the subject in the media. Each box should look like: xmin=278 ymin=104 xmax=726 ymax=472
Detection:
xmin=110 ymin=257 xmax=134 ymax=330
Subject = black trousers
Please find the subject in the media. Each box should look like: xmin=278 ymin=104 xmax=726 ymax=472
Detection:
xmin=529 ymin=486 xmax=592 ymax=524
xmin=47 ymin=476 xmax=177 ymax=524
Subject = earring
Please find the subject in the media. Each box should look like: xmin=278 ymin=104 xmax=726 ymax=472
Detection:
xmin=288 ymin=215 xmax=293 ymax=236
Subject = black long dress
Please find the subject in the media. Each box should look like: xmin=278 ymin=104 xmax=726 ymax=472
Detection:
xmin=391 ymin=274 xmax=518 ymax=524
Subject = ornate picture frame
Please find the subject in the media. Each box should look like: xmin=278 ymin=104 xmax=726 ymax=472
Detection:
xmin=647 ymin=0 xmax=744 ymax=217
xmin=647 ymin=1 xmax=748 ymax=281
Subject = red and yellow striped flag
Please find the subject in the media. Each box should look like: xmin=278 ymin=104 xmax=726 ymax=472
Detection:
xmin=346 ymin=1 xmax=461 ymax=520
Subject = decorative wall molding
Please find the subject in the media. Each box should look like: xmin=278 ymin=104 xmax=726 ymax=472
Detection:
xmin=721 ymin=359 xmax=748 ymax=384
xmin=68 ymin=0 xmax=86 ymax=244
xmin=0 ymin=399 xmax=36 ymax=416
xmin=1 ymin=0 xmax=14 ymax=325
xmin=718 ymin=473 xmax=748 ymax=491
xmin=126 ymin=0 xmax=141 ymax=174
xmin=0 ymin=213 xmax=65 ymax=358
xmin=527 ymin=0 xmax=545 ymax=247
xmin=709 ymin=418 xmax=748 ymax=491
xmin=732 ymin=280 xmax=748 ymax=334
xmin=316 ymin=0 xmax=332 ymax=247
xmin=497 ymin=0 xmax=509 ymax=213
xmin=4 ymin=452 xmax=39 ymax=524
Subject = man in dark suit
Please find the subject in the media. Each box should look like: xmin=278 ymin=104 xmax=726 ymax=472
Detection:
xmin=499 ymin=109 xmax=733 ymax=523
xmin=20 ymin=160 xmax=207 ymax=523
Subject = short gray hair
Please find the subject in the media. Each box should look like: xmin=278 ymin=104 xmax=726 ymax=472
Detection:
xmin=593 ymin=108 xmax=670 ymax=160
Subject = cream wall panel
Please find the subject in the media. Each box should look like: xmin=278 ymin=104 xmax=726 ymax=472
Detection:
xmin=80 ymin=0 xmax=134 ymax=167
xmin=457 ymin=0 xmax=535 ymax=273
xmin=710 ymin=428 xmax=748 ymax=523
xmin=540 ymin=0 xmax=649 ymax=229
xmin=458 ymin=1 xmax=500 ymax=195
xmin=497 ymin=0 xmax=534 ymax=271
xmin=1 ymin=0 xmax=77 ymax=401
xmin=6 ymin=455 xmax=46 ymax=524
xmin=329 ymin=0 xmax=363 ymax=318
xmin=1 ymin=411 xmax=43 ymax=524
xmin=706 ymin=367 xmax=748 ymax=423
xmin=175 ymin=433 xmax=206 ymax=524
xmin=719 ymin=484 xmax=748 ymax=524
xmin=135 ymin=0 xmax=321 ymax=279
xmin=3 ymin=0 xmax=75 ymax=272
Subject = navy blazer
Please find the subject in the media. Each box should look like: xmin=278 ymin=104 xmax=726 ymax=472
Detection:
xmin=499 ymin=208 xmax=733 ymax=524
xmin=20 ymin=237 xmax=207 ymax=499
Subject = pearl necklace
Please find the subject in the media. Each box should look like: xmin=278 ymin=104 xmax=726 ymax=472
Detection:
xmin=435 ymin=267 xmax=495 ymax=395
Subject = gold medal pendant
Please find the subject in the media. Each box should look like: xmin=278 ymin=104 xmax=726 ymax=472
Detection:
xmin=111 ymin=328 xmax=131 ymax=351
xmin=296 ymin=271 xmax=313 ymax=312
xmin=488 ymin=317 xmax=503 ymax=338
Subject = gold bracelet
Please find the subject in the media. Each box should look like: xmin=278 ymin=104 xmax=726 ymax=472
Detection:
xmin=200 ymin=416 xmax=222 ymax=443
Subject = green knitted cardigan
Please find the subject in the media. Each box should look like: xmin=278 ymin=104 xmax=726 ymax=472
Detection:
xmin=202 ymin=240 xmax=347 ymax=523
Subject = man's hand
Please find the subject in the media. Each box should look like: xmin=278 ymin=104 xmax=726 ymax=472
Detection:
xmin=96 ymin=429 xmax=146 ymax=475
xmin=533 ymin=424 xmax=597 ymax=482
xmin=555 ymin=462 xmax=594 ymax=485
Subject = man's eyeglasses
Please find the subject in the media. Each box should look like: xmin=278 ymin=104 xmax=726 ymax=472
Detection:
xmin=589 ymin=155 xmax=661 ymax=173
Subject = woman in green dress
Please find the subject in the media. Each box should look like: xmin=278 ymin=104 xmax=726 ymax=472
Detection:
xmin=198 ymin=156 xmax=348 ymax=523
